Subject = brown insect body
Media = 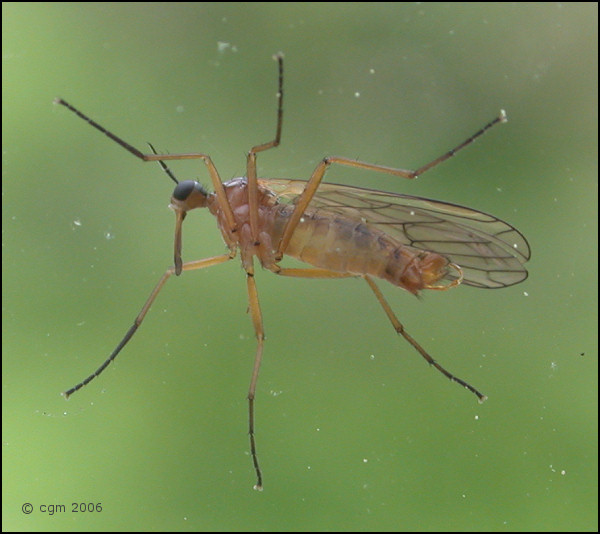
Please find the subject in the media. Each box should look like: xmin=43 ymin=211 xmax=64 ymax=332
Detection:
xmin=187 ymin=176 xmax=451 ymax=295
xmin=57 ymin=55 xmax=530 ymax=490
xmin=278 ymin=204 xmax=449 ymax=295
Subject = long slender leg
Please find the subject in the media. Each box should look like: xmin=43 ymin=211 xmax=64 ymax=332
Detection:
xmin=270 ymin=267 xmax=484 ymax=400
xmin=269 ymin=266 xmax=485 ymax=401
xmin=276 ymin=111 xmax=507 ymax=258
xmin=54 ymin=98 xmax=237 ymax=232
xmin=244 ymin=266 xmax=358 ymax=489
xmin=63 ymin=253 xmax=234 ymax=398
xmin=268 ymin=265 xmax=356 ymax=279
xmin=246 ymin=53 xmax=284 ymax=243
xmin=245 ymin=267 xmax=266 ymax=491
xmin=363 ymin=275 xmax=487 ymax=402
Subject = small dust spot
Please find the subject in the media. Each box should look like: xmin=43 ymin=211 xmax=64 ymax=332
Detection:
xmin=217 ymin=41 xmax=237 ymax=53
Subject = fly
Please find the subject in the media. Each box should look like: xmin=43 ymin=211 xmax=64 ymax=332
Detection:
xmin=56 ymin=53 xmax=530 ymax=490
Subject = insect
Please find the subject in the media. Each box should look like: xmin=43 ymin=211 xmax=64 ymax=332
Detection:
xmin=56 ymin=54 xmax=530 ymax=490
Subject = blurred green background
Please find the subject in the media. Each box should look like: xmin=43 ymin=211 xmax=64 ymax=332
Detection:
xmin=3 ymin=3 xmax=597 ymax=531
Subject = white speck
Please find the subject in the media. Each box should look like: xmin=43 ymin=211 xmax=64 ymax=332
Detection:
xmin=369 ymin=354 xmax=375 ymax=360
xmin=369 ymin=68 xmax=375 ymax=74
xmin=104 ymin=232 xmax=115 ymax=240
xmin=410 ymin=210 xmax=415 ymax=216
xmin=550 ymin=362 xmax=558 ymax=371
xmin=300 ymin=217 xmax=305 ymax=223
xmin=354 ymin=92 xmax=360 ymax=98
xmin=363 ymin=458 xmax=368 ymax=463
xmin=217 ymin=42 xmax=237 ymax=53
xmin=474 ymin=415 xmax=479 ymax=420
xmin=496 ymin=187 xmax=503 ymax=192
xmin=561 ymin=470 xmax=566 ymax=475
xmin=523 ymin=291 xmax=529 ymax=297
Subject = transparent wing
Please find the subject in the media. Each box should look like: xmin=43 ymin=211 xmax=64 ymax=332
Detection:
xmin=260 ymin=179 xmax=530 ymax=289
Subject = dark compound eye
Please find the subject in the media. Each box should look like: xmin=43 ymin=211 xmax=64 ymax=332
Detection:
xmin=173 ymin=180 xmax=201 ymax=201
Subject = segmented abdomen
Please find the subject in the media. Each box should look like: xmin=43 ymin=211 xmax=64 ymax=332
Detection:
xmin=271 ymin=206 xmax=450 ymax=294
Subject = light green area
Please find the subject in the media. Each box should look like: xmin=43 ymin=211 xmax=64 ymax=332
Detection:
xmin=3 ymin=3 xmax=597 ymax=531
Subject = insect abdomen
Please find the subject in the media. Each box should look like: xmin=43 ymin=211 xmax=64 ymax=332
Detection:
xmin=279 ymin=209 xmax=451 ymax=294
